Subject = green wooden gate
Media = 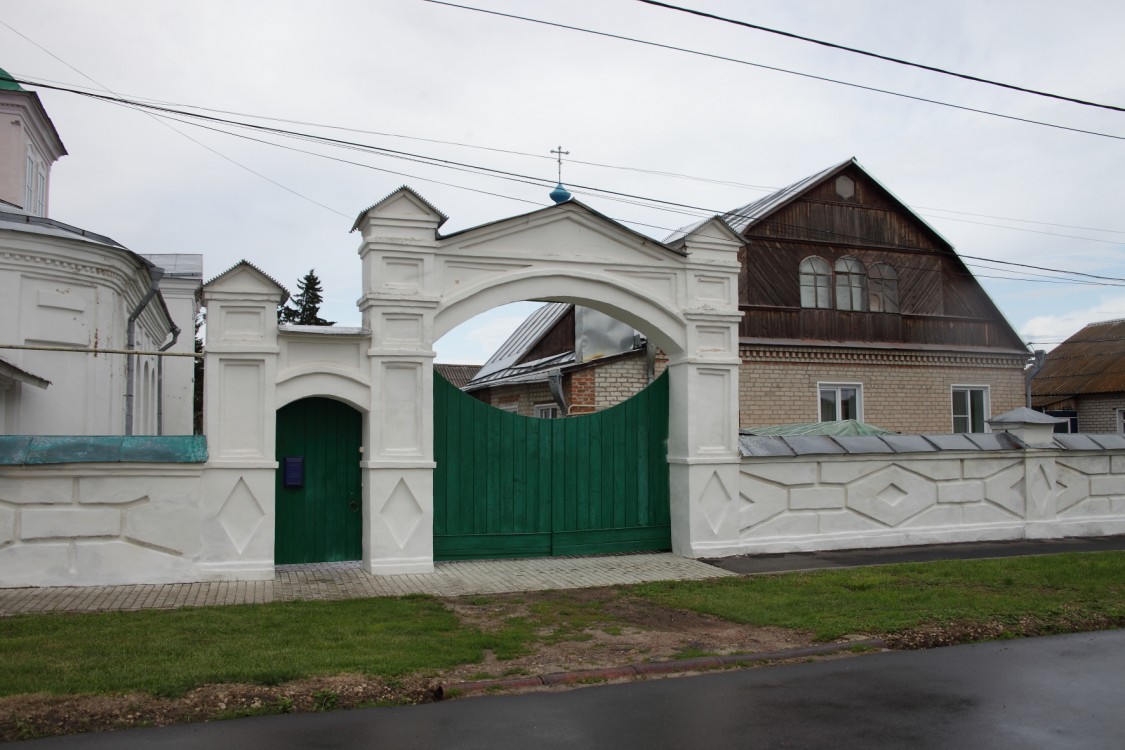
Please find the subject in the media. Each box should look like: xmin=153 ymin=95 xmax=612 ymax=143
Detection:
xmin=433 ymin=372 xmax=671 ymax=560
xmin=275 ymin=397 xmax=363 ymax=564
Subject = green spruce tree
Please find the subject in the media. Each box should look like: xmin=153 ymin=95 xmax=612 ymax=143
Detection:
xmin=278 ymin=269 xmax=335 ymax=326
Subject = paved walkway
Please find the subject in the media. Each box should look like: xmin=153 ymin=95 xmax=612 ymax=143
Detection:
xmin=0 ymin=553 xmax=735 ymax=617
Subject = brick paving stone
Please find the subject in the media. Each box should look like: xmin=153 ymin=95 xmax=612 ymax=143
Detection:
xmin=0 ymin=553 xmax=734 ymax=616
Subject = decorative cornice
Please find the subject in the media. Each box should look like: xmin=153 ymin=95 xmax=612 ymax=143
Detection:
xmin=739 ymin=343 xmax=1026 ymax=369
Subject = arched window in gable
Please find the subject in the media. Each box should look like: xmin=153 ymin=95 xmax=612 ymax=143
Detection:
xmin=799 ymin=256 xmax=831 ymax=309
xmin=869 ymin=262 xmax=899 ymax=313
xmin=835 ymin=256 xmax=867 ymax=311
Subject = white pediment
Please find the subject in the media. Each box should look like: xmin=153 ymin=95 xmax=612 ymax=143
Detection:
xmin=446 ymin=206 xmax=677 ymax=267
xmin=203 ymin=261 xmax=287 ymax=300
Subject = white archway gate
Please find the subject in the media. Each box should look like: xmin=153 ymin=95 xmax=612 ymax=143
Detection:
xmin=202 ymin=187 xmax=746 ymax=576
xmin=355 ymin=189 xmax=744 ymax=574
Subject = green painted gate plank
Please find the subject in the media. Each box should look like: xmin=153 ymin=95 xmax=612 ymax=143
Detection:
xmin=275 ymin=398 xmax=362 ymax=564
xmin=433 ymin=371 xmax=671 ymax=560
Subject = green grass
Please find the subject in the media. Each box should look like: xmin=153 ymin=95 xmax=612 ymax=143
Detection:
xmin=631 ymin=551 xmax=1125 ymax=640
xmin=3 ymin=552 xmax=1123 ymax=699
xmin=0 ymin=595 xmax=532 ymax=698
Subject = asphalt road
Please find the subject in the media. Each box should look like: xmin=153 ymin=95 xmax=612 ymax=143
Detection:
xmin=17 ymin=630 xmax=1125 ymax=750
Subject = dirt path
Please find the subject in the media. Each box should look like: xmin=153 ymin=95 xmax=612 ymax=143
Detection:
xmin=1 ymin=587 xmax=842 ymax=741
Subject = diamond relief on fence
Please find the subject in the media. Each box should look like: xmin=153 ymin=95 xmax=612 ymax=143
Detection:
xmin=849 ymin=466 xmax=936 ymax=527
xmin=382 ymin=478 xmax=423 ymax=548
xmin=0 ymin=504 xmax=14 ymax=547
xmin=1054 ymin=465 xmax=1090 ymax=513
xmin=217 ymin=478 xmax=265 ymax=554
xmin=700 ymin=471 xmax=732 ymax=535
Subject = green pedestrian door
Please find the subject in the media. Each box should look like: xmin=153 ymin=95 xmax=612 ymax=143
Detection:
xmin=433 ymin=372 xmax=671 ymax=560
xmin=275 ymin=397 xmax=363 ymax=564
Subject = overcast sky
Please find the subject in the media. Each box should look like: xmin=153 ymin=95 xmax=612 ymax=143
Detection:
xmin=4 ymin=0 xmax=1123 ymax=362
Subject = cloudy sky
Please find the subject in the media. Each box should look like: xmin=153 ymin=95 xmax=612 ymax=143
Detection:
xmin=4 ymin=0 xmax=1123 ymax=361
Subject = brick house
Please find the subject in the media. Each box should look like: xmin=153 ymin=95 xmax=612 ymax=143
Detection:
xmin=1031 ymin=318 xmax=1125 ymax=433
xmin=463 ymin=158 xmax=1030 ymax=432
xmin=463 ymin=302 xmax=662 ymax=417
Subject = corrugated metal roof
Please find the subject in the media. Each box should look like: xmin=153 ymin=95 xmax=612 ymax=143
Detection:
xmin=664 ymin=157 xmax=955 ymax=251
xmin=434 ymin=363 xmax=481 ymax=389
xmin=1031 ymin=318 xmax=1125 ymax=399
xmin=465 ymin=302 xmax=570 ymax=387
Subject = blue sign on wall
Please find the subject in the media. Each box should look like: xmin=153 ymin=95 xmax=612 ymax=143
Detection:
xmin=283 ymin=456 xmax=304 ymax=488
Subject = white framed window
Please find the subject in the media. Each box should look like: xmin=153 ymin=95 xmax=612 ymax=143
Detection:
xmin=25 ymin=150 xmax=35 ymax=212
xmin=818 ymin=382 xmax=862 ymax=422
xmin=534 ymin=403 xmax=561 ymax=419
xmin=799 ymin=256 xmax=832 ymax=309
xmin=952 ymin=385 xmax=990 ymax=433
xmin=1117 ymin=409 xmax=1125 ymax=434
xmin=35 ymin=165 xmax=46 ymax=216
xmin=497 ymin=402 xmax=518 ymax=414
xmin=835 ymin=256 xmax=868 ymax=311
xmin=868 ymin=262 xmax=899 ymax=313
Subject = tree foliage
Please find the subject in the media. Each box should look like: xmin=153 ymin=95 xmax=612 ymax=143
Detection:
xmin=278 ymin=269 xmax=335 ymax=326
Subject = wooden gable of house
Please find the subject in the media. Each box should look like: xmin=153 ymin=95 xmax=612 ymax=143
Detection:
xmin=737 ymin=160 xmax=1026 ymax=351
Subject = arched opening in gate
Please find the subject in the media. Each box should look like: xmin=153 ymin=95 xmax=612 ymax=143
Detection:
xmin=274 ymin=396 xmax=363 ymax=564
xmin=431 ymin=278 xmax=686 ymax=560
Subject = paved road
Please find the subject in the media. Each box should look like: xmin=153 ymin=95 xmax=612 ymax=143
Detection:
xmin=18 ymin=630 xmax=1125 ymax=749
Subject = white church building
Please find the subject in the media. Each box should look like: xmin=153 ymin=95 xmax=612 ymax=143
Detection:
xmin=0 ymin=68 xmax=201 ymax=436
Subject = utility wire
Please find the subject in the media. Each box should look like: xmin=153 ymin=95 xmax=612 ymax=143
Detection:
xmin=14 ymin=71 xmax=1125 ymax=239
xmin=5 ymin=73 xmax=1119 ymax=287
xmin=423 ymin=1 xmax=1125 ymax=142
xmin=636 ymin=0 xmax=1125 ymax=113
xmin=0 ymin=21 xmax=348 ymax=218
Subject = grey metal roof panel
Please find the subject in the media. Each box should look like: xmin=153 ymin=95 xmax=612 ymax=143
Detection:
xmin=739 ymin=436 xmax=796 ymax=457
xmin=964 ymin=433 xmax=1010 ymax=450
xmin=834 ymin=436 xmax=895 ymax=454
xmin=279 ymin=325 xmax=369 ymax=335
xmin=921 ymin=434 xmax=979 ymax=451
xmin=143 ymin=253 xmax=203 ymax=278
xmin=1054 ymin=434 xmax=1104 ymax=451
xmin=466 ymin=351 xmax=575 ymax=390
xmin=720 ymin=159 xmax=852 ymax=236
xmin=467 ymin=302 xmax=571 ymax=384
xmin=783 ymin=436 xmax=846 ymax=455
xmin=0 ymin=209 xmax=126 ymax=249
xmin=1087 ymin=434 xmax=1125 ymax=450
xmin=880 ymin=434 xmax=938 ymax=453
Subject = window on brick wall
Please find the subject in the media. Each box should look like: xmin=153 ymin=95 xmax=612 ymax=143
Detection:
xmin=1117 ymin=409 xmax=1125 ymax=434
xmin=497 ymin=402 xmax=518 ymax=414
xmin=818 ymin=383 xmax=862 ymax=422
xmin=952 ymin=386 xmax=989 ymax=433
xmin=534 ymin=403 xmax=561 ymax=419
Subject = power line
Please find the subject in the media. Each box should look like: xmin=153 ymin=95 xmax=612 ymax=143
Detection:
xmin=14 ymin=71 xmax=1125 ymax=240
xmin=6 ymin=73 xmax=1120 ymax=288
xmin=636 ymin=0 xmax=1125 ymax=113
xmin=423 ymin=1 xmax=1125 ymax=142
xmin=0 ymin=21 xmax=348 ymax=219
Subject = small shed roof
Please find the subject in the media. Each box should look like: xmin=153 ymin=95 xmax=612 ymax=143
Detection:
xmin=434 ymin=363 xmax=481 ymax=389
xmin=1031 ymin=318 xmax=1125 ymax=403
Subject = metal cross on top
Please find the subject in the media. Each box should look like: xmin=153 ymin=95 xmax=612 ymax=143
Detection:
xmin=550 ymin=145 xmax=569 ymax=183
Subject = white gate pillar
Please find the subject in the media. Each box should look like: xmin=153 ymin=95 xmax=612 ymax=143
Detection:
xmin=198 ymin=262 xmax=287 ymax=580
xmin=667 ymin=220 xmax=745 ymax=557
xmin=354 ymin=190 xmax=444 ymax=574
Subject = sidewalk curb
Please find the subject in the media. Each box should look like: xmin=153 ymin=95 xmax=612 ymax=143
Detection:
xmin=441 ymin=638 xmax=886 ymax=697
